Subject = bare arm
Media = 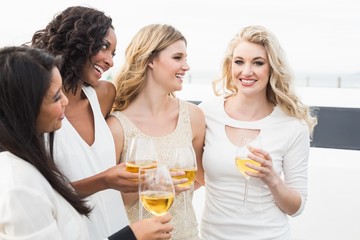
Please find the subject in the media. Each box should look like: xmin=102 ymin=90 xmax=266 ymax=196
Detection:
xmin=188 ymin=103 xmax=206 ymax=187
xmin=246 ymin=148 xmax=302 ymax=215
xmin=70 ymin=111 xmax=138 ymax=198
xmin=106 ymin=114 xmax=124 ymax=164
xmin=71 ymin=163 xmax=138 ymax=198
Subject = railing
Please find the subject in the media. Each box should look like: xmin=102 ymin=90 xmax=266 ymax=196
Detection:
xmin=310 ymin=106 xmax=360 ymax=150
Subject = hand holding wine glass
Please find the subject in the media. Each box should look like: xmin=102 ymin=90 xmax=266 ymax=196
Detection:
xmin=169 ymin=145 xmax=197 ymax=226
xmin=235 ymin=135 xmax=261 ymax=212
xmin=169 ymin=146 xmax=197 ymax=187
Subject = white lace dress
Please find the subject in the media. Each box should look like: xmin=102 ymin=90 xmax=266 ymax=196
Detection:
xmin=111 ymin=99 xmax=200 ymax=240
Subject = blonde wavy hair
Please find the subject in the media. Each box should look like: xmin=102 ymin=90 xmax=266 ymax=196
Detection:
xmin=113 ymin=24 xmax=186 ymax=111
xmin=214 ymin=25 xmax=317 ymax=134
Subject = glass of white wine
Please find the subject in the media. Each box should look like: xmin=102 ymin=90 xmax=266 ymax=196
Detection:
xmin=235 ymin=135 xmax=261 ymax=212
xmin=125 ymin=137 xmax=158 ymax=174
xmin=139 ymin=165 xmax=175 ymax=217
xmin=169 ymin=145 xmax=197 ymax=225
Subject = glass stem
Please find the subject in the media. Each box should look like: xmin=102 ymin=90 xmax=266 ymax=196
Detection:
xmin=243 ymin=178 xmax=249 ymax=207
xmin=184 ymin=190 xmax=188 ymax=219
xmin=139 ymin=197 xmax=143 ymax=220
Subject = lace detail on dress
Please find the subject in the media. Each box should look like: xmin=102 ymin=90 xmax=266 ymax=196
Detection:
xmin=110 ymin=100 xmax=200 ymax=240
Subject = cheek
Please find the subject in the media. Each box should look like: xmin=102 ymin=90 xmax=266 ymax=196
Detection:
xmin=261 ymin=66 xmax=271 ymax=78
xmin=47 ymin=104 xmax=63 ymax=124
xmin=231 ymin=63 xmax=241 ymax=75
xmin=54 ymin=103 xmax=63 ymax=114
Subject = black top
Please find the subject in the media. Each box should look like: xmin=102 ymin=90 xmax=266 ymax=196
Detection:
xmin=108 ymin=225 xmax=137 ymax=240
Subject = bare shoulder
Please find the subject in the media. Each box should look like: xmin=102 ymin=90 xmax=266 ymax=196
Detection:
xmin=95 ymin=80 xmax=116 ymax=117
xmin=106 ymin=113 xmax=125 ymax=163
xmin=95 ymin=80 xmax=116 ymax=100
xmin=186 ymin=101 xmax=205 ymax=122
xmin=106 ymin=114 xmax=123 ymax=138
xmin=184 ymin=101 xmax=205 ymax=138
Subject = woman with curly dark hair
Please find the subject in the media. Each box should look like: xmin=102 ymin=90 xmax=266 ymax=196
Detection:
xmin=0 ymin=46 xmax=173 ymax=240
xmin=30 ymin=6 xmax=173 ymax=240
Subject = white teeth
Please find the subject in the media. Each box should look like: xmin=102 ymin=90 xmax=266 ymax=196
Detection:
xmin=94 ymin=65 xmax=104 ymax=74
xmin=176 ymin=74 xmax=183 ymax=79
xmin=241 ymin=79 xmax=255 ymax=84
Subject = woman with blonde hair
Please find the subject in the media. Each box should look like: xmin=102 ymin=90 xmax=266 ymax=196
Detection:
xmin=198 ymin=25 xmax=317 ymax=239
xmin=107 ymin=24 xmax=205 ymax=240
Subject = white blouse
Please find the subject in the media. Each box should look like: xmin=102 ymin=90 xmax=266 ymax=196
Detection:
xmin=0 ymin=151 xmax=89 ymax=240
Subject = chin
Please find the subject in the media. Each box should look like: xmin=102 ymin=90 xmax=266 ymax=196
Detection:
xmin=53 ymin=122 xmax=62 ymax=131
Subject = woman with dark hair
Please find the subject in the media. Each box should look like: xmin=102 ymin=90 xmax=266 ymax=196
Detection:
xmin=0 ymin=46 xmax=173 ymax=240
xmin=29 ymin=6 xmax=172 ymax=240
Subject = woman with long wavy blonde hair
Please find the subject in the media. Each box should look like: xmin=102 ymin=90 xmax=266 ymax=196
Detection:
xmin=107 ymin=24 xmax=205 ymax=240
xmin=198 ymin=25 xmax=317 ymax=239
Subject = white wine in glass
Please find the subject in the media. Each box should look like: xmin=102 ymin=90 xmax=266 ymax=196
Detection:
xmin=169 ymin=145 xmax=197 ymax=225
xmin=170 ymin=168 xmax=197 ymax=188
xmin=125 ymin=137 xmax=158 ymax=173
xmin=139 ymin=166 xmax=175 ymax=216
xmin=235 ymin=136 xmax=261 ymax=212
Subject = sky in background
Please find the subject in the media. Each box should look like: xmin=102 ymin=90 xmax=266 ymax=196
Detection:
xmin=1 ymin=0 xmax=359 ymax=82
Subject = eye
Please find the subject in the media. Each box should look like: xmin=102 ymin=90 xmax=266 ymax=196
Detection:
xmin=234 ymin=60 xmax=244 ymax=65
xmin=254 ymin=61 xmax=265 ymax=66
xmin=54 ymin=93 xmax=62 ymax=102
xmin=101 ymin=44 xmax=108 ymax=50
xmin=54 ymin=89 xmax=65 ymax=102
xmin=101 ymin=40 xmax=112 ymax=51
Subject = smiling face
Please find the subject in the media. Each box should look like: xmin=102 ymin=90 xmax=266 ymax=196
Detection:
xmin=36 ymin=67 xmax=68 ymax=134
xmin=231 ymin=41 xmax=270 ymax=98
xmin=83 ymin=28 xmax=117 ymax=86
xmin=148 ymin=40 xmax=190 ymax=93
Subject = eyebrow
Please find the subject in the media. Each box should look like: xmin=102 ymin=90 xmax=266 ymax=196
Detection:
xmin=173 ymin=52 xmax=187 ymax=57
xmin=104 ymin=39 xmax=114 ymax=48
xmin=234 ymin=55 xmax=265 ymax=59
xmin=253 ymin=56 xmax=266 ymax=60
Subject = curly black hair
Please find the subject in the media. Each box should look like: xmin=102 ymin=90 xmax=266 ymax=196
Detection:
xmin=31 ymin=6 xmax=113 ymax=95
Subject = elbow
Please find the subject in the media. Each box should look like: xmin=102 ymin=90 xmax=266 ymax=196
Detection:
xmin=289 ymin=194 xmax=307 ymax=217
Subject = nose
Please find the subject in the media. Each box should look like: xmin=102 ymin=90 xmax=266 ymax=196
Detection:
xmin=61 ymin=91 xmax=69 ymax=107
xmin=182 ymin=61 xmax=190 ymax=71
xmin=242 ymin=64 xmax=253 ymax=76
xmin=105 ymin=52 xmax=114 ymax=68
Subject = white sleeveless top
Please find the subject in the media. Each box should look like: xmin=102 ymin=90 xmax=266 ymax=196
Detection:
xmin=199 ymin=96 xmax=309 ymax=240
xmin=111 ymin=99 xmax=200 ymax=240
xmin=53 ymin=86 xmax=128 ymax=240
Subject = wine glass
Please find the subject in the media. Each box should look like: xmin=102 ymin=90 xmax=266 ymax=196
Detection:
xmin=125 ymin=137 xmax=158 ymax=174
xmin=235 ymin=135 xmax=261 ymax=212
xmin=169 ymin=145 xmax=197 ymax=225
xmin=139 ymin=165 xmax=175 ymax=217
